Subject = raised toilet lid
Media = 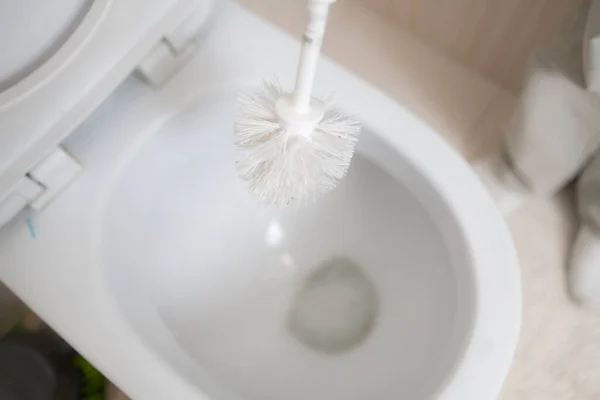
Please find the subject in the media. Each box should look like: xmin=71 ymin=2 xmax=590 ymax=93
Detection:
xmin=0 ymin=0 xmax=93 ymax=92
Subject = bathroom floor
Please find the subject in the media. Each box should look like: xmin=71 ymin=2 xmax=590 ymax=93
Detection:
xmin=240 ymin=0 xmax=600 ymax=399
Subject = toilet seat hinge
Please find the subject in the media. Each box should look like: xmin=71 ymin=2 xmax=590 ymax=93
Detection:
xmin=0 ymin=147 xmax=82 ymax=229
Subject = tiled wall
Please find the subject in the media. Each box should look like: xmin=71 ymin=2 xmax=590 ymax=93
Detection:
xmin=360 ymin=0 xmax=580 ymax=92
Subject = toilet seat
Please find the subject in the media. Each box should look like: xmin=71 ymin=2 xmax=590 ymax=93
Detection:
xmin=0 ymin=0 xmax=212 ymax=214
xmin=0 ymin=0 xmax=93 ymax=92
xmin=0 ymin=3 xmax=521 ymax=400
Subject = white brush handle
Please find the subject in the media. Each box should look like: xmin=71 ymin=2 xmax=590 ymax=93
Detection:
xmin=292 ymin=0 xmax=336 ymax=113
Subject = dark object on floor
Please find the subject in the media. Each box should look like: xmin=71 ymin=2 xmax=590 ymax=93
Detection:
xmin=0 ymin=343 xmax=55 ymax=400
xmin=0 ymin=329 xmax=81 ymax=400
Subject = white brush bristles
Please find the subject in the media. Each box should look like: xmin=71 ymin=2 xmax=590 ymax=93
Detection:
xmin=235 ymin=80 xmax=360 ymax=207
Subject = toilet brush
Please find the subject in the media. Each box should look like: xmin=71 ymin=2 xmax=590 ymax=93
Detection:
xmin=235 ymin=0 xmax=361 ymax=207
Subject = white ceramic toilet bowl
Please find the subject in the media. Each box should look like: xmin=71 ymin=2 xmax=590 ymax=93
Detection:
xmin=0 ymin=3 xmax=521 ymax=400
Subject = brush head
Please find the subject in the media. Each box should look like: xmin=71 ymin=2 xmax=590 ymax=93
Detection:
xmin=235 ymin=80 xmax=361 ymax=207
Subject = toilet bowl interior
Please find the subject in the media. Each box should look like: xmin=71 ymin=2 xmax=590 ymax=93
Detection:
xmin=0 ymin=0 xmax=93 ymax=92
xmin=98 ymin=88 xmax=476 ymax=400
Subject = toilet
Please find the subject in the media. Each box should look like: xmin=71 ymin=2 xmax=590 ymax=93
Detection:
xmin=0 ymin=1 xmax=521 ymax=400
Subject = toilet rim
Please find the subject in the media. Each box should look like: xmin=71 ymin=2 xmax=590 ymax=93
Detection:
xmin=89 ymin=77 xmax=521 ymax=400
xmin=0 ymin=0 xmax=112 ymax=110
